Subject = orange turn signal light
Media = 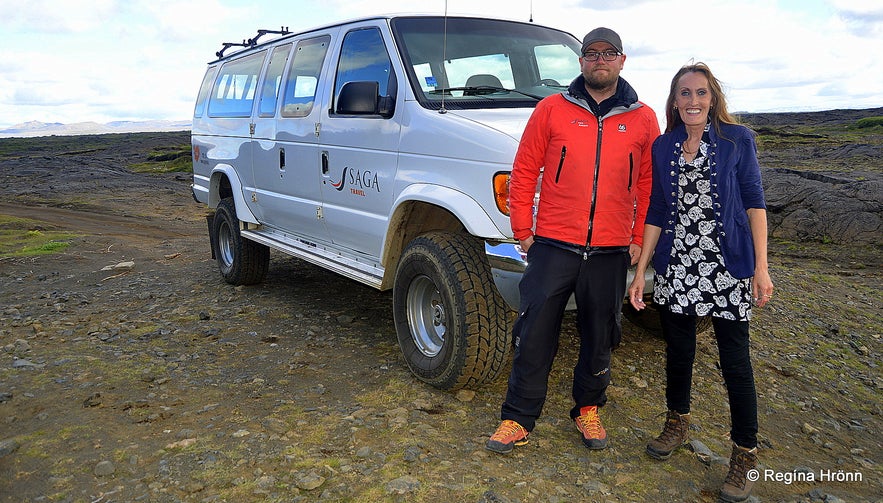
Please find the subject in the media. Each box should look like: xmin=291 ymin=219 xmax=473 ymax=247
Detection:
xmin=492 ymin=172 xmax=510 ymax=216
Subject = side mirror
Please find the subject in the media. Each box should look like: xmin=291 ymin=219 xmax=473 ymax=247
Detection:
xmin=336 ymin=81 xmax=379 ymax=115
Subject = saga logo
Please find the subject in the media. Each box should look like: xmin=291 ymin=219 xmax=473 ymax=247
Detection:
xmin=330 ymin=167 xmax=381 ymax=196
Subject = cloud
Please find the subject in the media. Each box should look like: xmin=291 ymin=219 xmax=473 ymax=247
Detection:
xmin=831 ymin=0 xmax=883 ymax=36
xmin=572 ymin=0 xmax=657 ymax=11
xmin=12 ymin=85 xmax=90 ymax=107
xmin=1 ymin=0 xmax=120 ymax=34
xmin=0 ymin=0 xmax=880 ymax=128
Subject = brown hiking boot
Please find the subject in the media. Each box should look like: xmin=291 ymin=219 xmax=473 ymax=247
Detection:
xmin=485 ymin=420 xmax=529 ymax=454
xmin=574 ymin=405 xmax=607 ymax=450
xmin=720 ymin=443 xmax=758 ymax=502
xmin=646 ymin=410 xmax=690 ymax=460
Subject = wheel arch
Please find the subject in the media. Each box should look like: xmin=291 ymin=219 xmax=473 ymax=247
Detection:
xmin=208 ymin=165 xmax=258 ymax=224
xmin=379 ymin=184 xmax=507 ymax=290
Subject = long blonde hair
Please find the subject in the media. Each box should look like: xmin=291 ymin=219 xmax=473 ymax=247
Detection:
xmin=664 ymin=62 xmax=739 ymax=134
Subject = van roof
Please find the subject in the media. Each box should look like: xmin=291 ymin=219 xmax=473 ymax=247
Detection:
xmin=209 ymin=13 xmax=548 ymax=63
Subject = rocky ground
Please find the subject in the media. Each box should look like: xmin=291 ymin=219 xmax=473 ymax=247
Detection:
xmin=0 ymin=110 xmax=880 ymax=503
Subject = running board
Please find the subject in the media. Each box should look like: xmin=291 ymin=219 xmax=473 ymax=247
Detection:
xmin=241 ymin=228 xmax=384 ymax=289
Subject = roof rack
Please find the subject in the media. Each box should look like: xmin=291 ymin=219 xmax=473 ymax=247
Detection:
xmin=216 ymin=27 xmax=291 ymax=59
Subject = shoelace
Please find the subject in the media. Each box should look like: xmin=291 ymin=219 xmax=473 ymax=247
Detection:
xmin=490 ymin=420 xmax=524 ymax=441
xmin=724 ymin=450 xmax=752 ymax=487
xmin=656 ymin=415 xmax=684 ymax=443
xmin=576 ymin=410 xmax=603 ymax=436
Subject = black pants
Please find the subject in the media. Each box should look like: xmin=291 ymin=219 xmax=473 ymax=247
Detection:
xmin=500 ymin=242 xmax=628 ymax=431
xmin=659 ymin=309 xmax=758 ymax=448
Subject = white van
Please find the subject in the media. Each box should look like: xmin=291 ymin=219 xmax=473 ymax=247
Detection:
xmin=191 ymin=14 xmax=654 ymax=390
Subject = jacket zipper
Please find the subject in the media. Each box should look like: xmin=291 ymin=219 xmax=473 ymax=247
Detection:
xmin=627 ymin=152 xmax=634 ymax=192
xmin=554 ymin=146 xmax=567 ymax=183
xmin=584 ymin=118 xmax=603 ymax=259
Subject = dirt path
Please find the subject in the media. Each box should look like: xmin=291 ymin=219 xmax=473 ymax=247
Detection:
xmin=0 ymin=202 xmax=191 ymax=241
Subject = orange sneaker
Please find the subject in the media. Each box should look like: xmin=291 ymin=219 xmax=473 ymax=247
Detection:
xmin=575 ymin=405 xmax=607 ymax=450
xmin=485 ymin=419 xmax=529 ymax=454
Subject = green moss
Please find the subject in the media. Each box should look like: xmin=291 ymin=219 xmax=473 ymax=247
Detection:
xmin=129 ymin=144 xmax=192 ymax=173
xmin=852 ymin=116 xmax=883 ymax=129
xmin=20 ymin=240 xmax=72 ymax=255
xmin=0 ymin=215 xmax=79 ymax=257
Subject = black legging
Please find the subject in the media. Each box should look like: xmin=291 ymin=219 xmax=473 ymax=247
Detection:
xmin=659 ymin=309 xmax=758 ymax=448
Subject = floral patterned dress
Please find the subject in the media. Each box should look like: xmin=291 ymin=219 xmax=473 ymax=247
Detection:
xmin=652 ymin=128 xmax=754 ymax=321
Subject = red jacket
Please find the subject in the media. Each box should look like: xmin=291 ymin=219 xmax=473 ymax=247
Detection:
xmin=510 ymin=77 xmax=658 ymax=248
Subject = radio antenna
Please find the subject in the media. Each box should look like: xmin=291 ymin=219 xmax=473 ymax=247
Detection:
xmin=530 ymin=0 xmax=534 ymax=22
xmin=439 ymin=0 xmax=448 ymax=114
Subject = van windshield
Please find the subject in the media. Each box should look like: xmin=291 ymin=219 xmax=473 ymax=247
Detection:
xmin=391 ymin=17 xmax=582 ymax=110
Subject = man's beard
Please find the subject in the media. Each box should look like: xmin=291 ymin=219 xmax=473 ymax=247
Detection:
xmin=585 ymin=71 xmax=617 ymax=91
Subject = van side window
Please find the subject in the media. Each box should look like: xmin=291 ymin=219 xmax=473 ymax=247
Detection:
xmin=193 ymin=66 xmax=218 ymax=118
xmin=208 ymin=51 xmax=266 ymax=118
xmin=258 ymin=44 xmax=292 ymax=117
xmin=333 ymin=28 xmax=395 ymax=113
xmin=281 ymin=36 xmax=330 ymax=118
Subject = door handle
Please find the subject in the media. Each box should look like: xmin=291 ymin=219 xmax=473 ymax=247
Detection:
xmin=279 ymin=148 xmax=286 ymax=169
xmin=321 ymin=151 xmax=329 ymax=175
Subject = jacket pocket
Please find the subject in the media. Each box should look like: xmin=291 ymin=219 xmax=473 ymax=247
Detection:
xmin=554 ymin=146 xmax=567 ymax=183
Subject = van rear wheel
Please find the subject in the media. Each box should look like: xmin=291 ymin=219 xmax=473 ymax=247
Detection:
xmin=212 ymin=198 xmax=269 ymax=285
xmin=393 ymin=232 xmax=510 ymax=390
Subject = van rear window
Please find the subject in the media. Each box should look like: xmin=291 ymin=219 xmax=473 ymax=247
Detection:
xmin=208 ymin=51 xmax=266 ymax=118
xmin=193 ymin=66 xmax=218 ymax=118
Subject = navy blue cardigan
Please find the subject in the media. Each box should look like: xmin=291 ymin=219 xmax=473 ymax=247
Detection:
xmin=646 ymin=122 xmax=766 ymax=279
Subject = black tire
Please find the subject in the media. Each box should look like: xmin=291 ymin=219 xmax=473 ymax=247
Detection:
xmin=211 ymin=198 xmax=269 ymax=285
xmin=393 ymin=232 xmax=510 ymax=390
xmin=623 ymin=303 xmax=713 ymax=335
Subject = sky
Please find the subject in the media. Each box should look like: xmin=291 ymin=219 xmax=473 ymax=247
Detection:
xmin=0 ymin=0 xmax=881 ymax=129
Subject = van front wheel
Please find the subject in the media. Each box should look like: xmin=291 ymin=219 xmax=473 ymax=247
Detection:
xmin=393 ymin=232 xmax=509 ymax=390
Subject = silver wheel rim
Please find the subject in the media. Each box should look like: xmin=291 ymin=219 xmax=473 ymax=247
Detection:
xmin=406 ymin=275 xmax=445 ymax=357
xmin=218 ymin=219 xmax=235 ymax=269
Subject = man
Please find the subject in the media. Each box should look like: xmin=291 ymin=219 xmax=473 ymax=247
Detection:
xmin=486 ymin=27 xmax=659 ymax=454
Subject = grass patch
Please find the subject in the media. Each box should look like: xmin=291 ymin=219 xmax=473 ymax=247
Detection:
xmin=129 ymin=144 xmax=192 ymax=173
xmin=852 ymin=116 xmax=883 ymax=129
xmin=0 ymin=215 xmax=79 ymax=257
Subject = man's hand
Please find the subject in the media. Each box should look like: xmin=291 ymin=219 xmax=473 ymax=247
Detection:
xmin=519 ymin=235 xmax=535 ymax=253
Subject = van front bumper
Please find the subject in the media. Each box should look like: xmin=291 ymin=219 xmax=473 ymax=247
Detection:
xmin=484 ymin=241 xmax=653 ymax=312
xmin=484 ymin=241 xmax=529 ymax=311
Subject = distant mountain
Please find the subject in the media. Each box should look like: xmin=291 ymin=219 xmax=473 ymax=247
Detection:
xmin=0 ymin=120 xmax=192 ymax=138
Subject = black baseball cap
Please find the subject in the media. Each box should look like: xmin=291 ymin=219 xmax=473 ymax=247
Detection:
xmin=581 ymin=27 xmax=623 ymax=53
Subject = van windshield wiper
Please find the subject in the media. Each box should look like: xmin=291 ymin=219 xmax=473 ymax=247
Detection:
xmin=428 ymin=86 xmax=544 ymax=100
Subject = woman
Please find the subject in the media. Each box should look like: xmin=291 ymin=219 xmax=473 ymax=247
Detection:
xmin=628 ymin=63 xmax=773 ymax=503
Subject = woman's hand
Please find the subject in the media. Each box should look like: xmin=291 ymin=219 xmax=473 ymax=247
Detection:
xmin=628 ymin=276 xmax=647 ymax=311
xmin=752 ymin=268 xmax=774 ymax=308
xmin=628 ymin=225 xmax=660 ymax=311
xmin=747 ymin=208 xmax=773 ymax=308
